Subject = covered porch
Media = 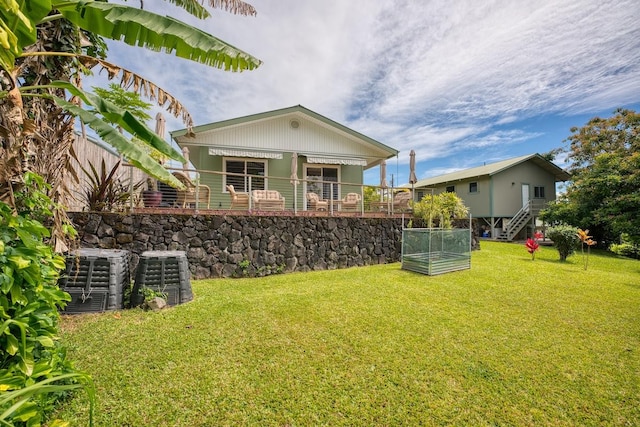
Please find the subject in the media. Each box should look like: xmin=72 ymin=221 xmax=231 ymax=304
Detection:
xmin=130 ymin=164 xmax=415 ymax=218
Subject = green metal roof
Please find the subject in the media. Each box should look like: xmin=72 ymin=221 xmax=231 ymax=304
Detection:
xmin=413 ymin=153 xmax=570 ymax=187
xmin=170 ymin=105 xmax=398 ymax=159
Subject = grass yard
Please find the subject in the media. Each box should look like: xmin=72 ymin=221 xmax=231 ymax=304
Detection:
xmin=56 ymin=241 xmax=640 ymax=426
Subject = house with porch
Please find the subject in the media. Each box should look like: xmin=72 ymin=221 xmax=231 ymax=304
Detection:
xmin=411 ymin=154 xmax=570 ymax=240
xmin=170 ymin=105 xmax=398 ymax=211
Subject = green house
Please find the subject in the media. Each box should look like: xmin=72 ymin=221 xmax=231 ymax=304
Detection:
xmin=411 ymin=154 xmax=570 ymax=240
xmin=170 ymin=105 xmax=398 ymax=210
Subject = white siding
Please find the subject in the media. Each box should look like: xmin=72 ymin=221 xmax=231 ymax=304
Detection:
xmin=195 ymin=115 xmax=389 ymax=160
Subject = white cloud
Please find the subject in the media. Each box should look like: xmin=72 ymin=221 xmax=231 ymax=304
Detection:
xmin=95 ymin=0 xmax=639 ymax=180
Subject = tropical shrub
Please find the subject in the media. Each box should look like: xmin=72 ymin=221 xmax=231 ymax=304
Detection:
xmin=609 ymin=233 xmax=640 ymax=259
xmin=363 ymin=186 xmax=381 ymax=210
xmin=547 ymin=224 xmax=580 ymax=261
xmin=79 ymin=160 xmax=143 ymax=212
xmin=0 ymin=174 xmax=93 ymax=426
xmin=413 ymin=192 xmax=469 ymax=228
xmin=525 ymin=238 xmax=540 ymax=260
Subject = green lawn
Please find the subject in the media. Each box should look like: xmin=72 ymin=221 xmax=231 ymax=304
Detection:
xmin=56 ymin=241 xmax=640 ymax=426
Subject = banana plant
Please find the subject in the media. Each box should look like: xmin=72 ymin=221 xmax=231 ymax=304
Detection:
xmin=0 ymin=0 xmax=262 ymax=200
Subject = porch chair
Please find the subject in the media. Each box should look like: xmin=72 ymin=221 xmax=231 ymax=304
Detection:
xmin=172 ymin=171 xmax=210 ymax=209
xmin=371 ymin=191 xmax=413 ymax=212
xmin=306 ymin=192 xmax=328 ymax=211
xmin=341 ymin=192 xmax=361 ymax=211
xmin=226 ymin=185 xmax=249 ymax=209
xmin=391 ymin=191 xmax=413 ymax=212
xmin=251 ymin=189 xmax=285 ymax=210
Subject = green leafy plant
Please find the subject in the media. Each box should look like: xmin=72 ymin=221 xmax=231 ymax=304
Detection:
xmin=0 ymin=173 xmax=92 ymax=425
xmin=413 ymin=192 xmax=469 ymax=228
xmin=547 ymin=224 xmax=580 ymax=261
xmin=79 ymin=159 xmax=143 ymax=212
xmin=237 ymin=259 xmax=251 ymax=277
xmin=609 ymin=233 xmax=640 ymax=259
xmin=141 ymin=286 xmax=168 ymax=302
xmin=257 ymin=263 xmax=287 ymax=276
xmin=0 ymin=373 xmax=95 ymax=427
xmin=363 ymin=186 xmax=382 ymax=210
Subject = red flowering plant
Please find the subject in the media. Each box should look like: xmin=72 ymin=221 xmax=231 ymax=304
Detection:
xmin=524 ymin=231 xmax=544 ymax=260
xmin=525 ymin=238 xmax=540 ymax=260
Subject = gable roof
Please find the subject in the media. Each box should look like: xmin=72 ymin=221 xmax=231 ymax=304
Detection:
xmin=413 ymin=153 xmax=570 ymax=187
xmin=170 ymin=105 xmax=398 ymax=169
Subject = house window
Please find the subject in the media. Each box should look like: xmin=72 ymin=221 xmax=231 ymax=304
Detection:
xmin=306 ymin=166 xmax=339 ymax=200
xmin=469 ymin=182 xmax=478 ymax=193
xmin=446 ymin=185 xmax=455 ymax=193
xmin=534 ymin=186 xmax=545 ymax=198
xmin=224 ymin=158 xmax=267 ymax=192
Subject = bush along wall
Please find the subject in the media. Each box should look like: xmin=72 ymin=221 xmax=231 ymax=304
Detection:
xmin=69 ymin=213 xmax=412 ymax=279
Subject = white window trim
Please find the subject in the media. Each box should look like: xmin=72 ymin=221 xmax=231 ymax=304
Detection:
xmin=223 ymin=157 xmax=269 ymax=192
xmin=303 ymin=163 xmax=341 ymax=203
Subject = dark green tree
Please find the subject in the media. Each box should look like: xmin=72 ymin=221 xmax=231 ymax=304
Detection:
xmin=541 ymin=109 xmax=640 ymax=246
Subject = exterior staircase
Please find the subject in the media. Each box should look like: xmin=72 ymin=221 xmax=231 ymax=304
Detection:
xmin=496 ymin=200 xmax=545 ymax=241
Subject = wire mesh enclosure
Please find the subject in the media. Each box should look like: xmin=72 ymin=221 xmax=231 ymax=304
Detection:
xmin=401 ymin=228 xmax=471 ymax=275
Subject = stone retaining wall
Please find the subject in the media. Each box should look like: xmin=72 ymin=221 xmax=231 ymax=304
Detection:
xmin=69 ymin=213 xmax=477 ymax=279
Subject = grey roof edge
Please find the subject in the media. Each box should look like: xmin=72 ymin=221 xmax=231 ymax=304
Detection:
xmin=413 ymin=153 xmax=571 ymax=187
xmin=170 ymin=105 xmax=398 ymax=159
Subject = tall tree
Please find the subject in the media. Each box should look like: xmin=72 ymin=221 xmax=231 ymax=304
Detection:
xmin=0 ymin=0 xmax=261 ymax=248
xmin=541 ymin=109 xmax=640 ymax=245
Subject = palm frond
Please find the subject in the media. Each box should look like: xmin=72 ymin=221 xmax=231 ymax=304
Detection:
xmin=78 ymin=55 xmax=195 ymax=132
xmin=161 ymin=0 xmax=258 ymax=18
xmin=58 ymin=2 xmax=261 ymax=72
xmin=205 ymin=0 xmax=257 ymax=16
xmin=162 ymin=0 xmax=210 ymax=19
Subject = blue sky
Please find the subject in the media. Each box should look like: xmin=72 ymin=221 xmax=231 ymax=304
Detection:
xmin=95 ymin=0 xmax=640 ymax=186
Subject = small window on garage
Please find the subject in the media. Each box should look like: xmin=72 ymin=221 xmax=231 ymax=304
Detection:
xmin=469 ymin=182 xmax=478 ymax=193
xmin=446 ymin=185 xmax=455 ymax=193
xmin=534 ymin=186 xmax=545 ymax=198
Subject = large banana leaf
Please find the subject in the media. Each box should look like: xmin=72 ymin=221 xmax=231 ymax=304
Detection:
xmin=0 ymin=0 xmax=51 ymax=73
xmin=47 ymin=90 xmax=185 ymax=189
xmin=57 ymin=1 xmax=261 ymax=71
xmin=51 ymin=81 xmax=185 ymax=162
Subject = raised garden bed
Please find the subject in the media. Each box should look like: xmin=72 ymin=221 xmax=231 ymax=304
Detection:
xmin=402 ymin=228 xmax=471 ymax=275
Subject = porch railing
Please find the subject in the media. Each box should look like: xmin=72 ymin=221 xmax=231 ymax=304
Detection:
xmin=126 ymin=164 xmax=412 ymax=216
